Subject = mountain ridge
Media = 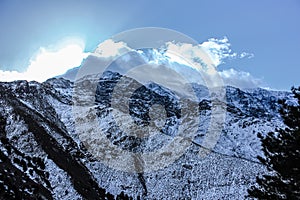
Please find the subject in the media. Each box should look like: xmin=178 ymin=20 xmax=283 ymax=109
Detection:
xmin=0 ymin=72 xmax=294 ymax=199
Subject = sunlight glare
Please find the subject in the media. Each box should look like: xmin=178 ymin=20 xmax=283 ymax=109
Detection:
xmin=25 ymin=42 xmax=88 ymax=82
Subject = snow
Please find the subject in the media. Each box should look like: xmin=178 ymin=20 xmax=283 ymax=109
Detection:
xmin=0 ymin=68 xmax=295 ymax=199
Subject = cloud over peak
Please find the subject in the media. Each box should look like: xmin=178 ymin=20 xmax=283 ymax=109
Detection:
xmin=200 ymin=37 xmax=254 ymax=66
xmin=93 ymin=39 xmax=132 ymax=58
xmin=0 ymin=36 xmax=260 ymax=89
xmin=219 ymin=68 xmax=263 ymax=88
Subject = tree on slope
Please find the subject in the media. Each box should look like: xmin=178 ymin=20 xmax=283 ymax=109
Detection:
xmin=248 ymin=87 xmax=300 ymax=199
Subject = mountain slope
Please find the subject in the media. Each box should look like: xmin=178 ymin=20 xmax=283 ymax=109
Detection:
xmin=0 ymin=72 xmax=293 ymax=199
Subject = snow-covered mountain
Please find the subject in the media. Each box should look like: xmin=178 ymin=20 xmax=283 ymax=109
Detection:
xmin=0 ymin=68 xmax=294 ymax=199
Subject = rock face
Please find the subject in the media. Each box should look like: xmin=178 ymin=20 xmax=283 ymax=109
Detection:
xmin=0 ymin=71 xmax=294 ymax=199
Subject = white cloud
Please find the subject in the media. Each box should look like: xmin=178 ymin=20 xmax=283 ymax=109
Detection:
xmin=84 ymin=37 xmax=259 ymax=89
xmin=200 ymin=37 xmax=234 ymax=66
xmin=196 ymin=37 xmax=260 ymax=88
xmin=219 ymin=68 xmax=263 ymax=88
xmin=199 ymin=37 xmax=254 ymax=66
xmin=93 ymin=39 xmax=132 ymax=58
xmin=239 ymin=52 xmax=254 ymax=59
xmin=165 ymin=42 xmax=214 ymax=71
xmin=0 ymin=43 xmax=88 ymax=82
xmin=73 ymin=39 xmax=136 ymax=80
xmin=0 ymin=36 xmax=259 ymax=89
xmin=0 ymin=70 xmax=25 ymax=82
xmin=164 ymin=37 xmax=253 ymax=69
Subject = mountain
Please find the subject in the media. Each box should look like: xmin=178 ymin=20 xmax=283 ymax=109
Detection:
xmin=56 ymin=66 xmax=80 ymax=81
xmin=0 ymin=70 xmax=294 ymax=199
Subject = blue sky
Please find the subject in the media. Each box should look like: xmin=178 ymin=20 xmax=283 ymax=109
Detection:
xmin=0 ymin=0 xmax=299 ymax=90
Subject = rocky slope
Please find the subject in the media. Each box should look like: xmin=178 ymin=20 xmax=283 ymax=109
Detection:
xmin=0 ymin=71 xmax=294 ymax=199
